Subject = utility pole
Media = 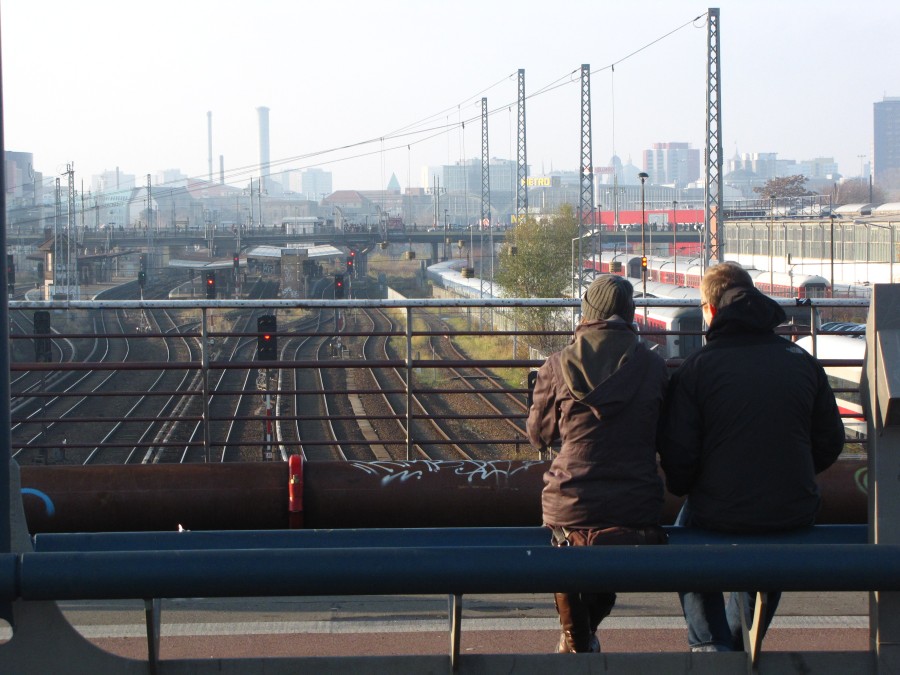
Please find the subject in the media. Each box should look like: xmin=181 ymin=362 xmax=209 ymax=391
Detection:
xmin=249 ymin=177 xmax=255 ymax=229
xmin=54 ymin=178 xmax=61 ymax=297
xmin=146 ymin=174 xmax=153 ymax=276
xmin=578 ymin=64 xmax=594 ymax=301
xmin=481 ymin=97 xmax=493 ymax=299
xmin=516 ymin=69 xmax=528 ymax=226
xmin=66 ymin=164 xmax=77 ymax=299
xmin=257 ymin=176 xmax=263 ymax=229
xmin=703 ymin=7 xmax=723 ymax=268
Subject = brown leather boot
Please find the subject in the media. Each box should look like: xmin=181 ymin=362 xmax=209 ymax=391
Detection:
xmin=554 ymin=593 xmax=593 ymax=653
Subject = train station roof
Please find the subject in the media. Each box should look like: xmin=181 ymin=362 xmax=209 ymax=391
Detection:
xmin=168 ymin=244 xmax=343 ymax=270
xmin=245 ymin=244 xmax=343 ymax=259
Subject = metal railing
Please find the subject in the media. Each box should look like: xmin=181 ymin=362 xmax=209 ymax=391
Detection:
xmin=7 ymin=296 xmax=870 ymax=462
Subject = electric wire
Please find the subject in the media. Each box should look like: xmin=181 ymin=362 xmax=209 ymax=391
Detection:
xmin=8 ymin=12 xmax=707 ymax=219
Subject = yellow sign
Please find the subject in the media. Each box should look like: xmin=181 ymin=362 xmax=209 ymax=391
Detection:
xmin=521 ymin=177 xmax=552 ymax=187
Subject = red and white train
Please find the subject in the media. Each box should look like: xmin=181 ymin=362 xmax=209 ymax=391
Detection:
xmin=587 ymin=252 xmax=831 ymax=299
xmin=795 ymin=331 xmax=866 ymax=438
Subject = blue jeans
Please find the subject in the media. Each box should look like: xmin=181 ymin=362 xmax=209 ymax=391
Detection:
xmin=675 ymin=502 xmax=781 ymax=651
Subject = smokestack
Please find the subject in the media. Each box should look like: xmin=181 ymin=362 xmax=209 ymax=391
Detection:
xmin=219 ymin=155 xmax=224 ymax=185
xmin=257 ymin=106 xmax=270 ymax=193
xmin=207 ymin=111 xmax=213 ymax=184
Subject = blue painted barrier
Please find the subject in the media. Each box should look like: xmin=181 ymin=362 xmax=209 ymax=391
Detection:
xmin=31 ymin=524 xmax=867 ymax=552
xmin=6 ymin=540 xmax=899 ymax=602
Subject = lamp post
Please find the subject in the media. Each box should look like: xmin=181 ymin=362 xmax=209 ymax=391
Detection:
xmin=444 ymin=209 xmax=450 ymax=260
xmin=829 ymin=213 xmax=835 ymax=289
xmin=672 ymin=199 xmax=678 ymax=284
xmin=638 ymin=172 xmax=649 ymax=320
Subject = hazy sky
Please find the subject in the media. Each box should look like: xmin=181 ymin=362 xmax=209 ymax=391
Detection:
xmin=2 ymin=0 xmax=898 ymax=193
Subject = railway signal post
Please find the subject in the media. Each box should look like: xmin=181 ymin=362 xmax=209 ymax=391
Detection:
xmin=205 ymin=272 xmax=216 ymax=299
xmin=257 ymin=315 xmax=277 ymax=460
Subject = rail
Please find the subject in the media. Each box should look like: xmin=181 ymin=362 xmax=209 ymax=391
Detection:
xmin=7 ymin=296 xmax=871 ymax=463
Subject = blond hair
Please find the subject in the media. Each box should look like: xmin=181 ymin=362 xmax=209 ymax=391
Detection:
xmin=700 ymin=262 xmax=754 ymax=309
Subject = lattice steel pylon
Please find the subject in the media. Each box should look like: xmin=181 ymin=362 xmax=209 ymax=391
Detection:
xmin=66 ymin=164 xmax=78 ymax=299
xmin=516 ymin=69 xmax=527 ymax=225
xmin=579 ymin=64 xmax=594 ymax=300
xmin=53 ymin=178 xmax=61 ymax=295
xmin=481 ymin=97 xmax=493 ymax=285
xmin=703 ymin=7 xmax=723 ymax=267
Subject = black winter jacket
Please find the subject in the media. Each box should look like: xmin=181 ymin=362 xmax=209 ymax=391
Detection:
xmin=528 ymin=319 xmax=669 ymax=529
xmin=657 ymin=287 xmax=845 ymax=533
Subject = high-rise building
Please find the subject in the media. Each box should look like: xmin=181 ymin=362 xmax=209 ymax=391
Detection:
xmin=301 ymin=168 xmax=333 ymax=202
xmin=4 ymin=151 xmax=39 ymax=205
xmin=642 ymin=143 xmax=701 ymax=187
xmin=874 ymin=97 xmax=900 ymax=185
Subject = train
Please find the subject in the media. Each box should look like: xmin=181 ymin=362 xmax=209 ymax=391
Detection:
xmin=425 ymin=259 xmax=499 ymax=298
xmin=794 ymin=331 xmax=866 ymax=438
xmin=430 ymin=258 xmax=835 ymax=363
xmin=588 ymin=251 xmax=831 ymax=299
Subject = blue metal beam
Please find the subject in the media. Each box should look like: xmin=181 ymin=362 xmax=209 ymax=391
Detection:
xmin=32 ymin=524 xmax=866 ymax=552
xmin=4 ymin=542 xmax=899 ymax=602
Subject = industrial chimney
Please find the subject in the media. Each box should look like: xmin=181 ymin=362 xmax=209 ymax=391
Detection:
xmin=257 ymin=106 xmax=270 ymax=193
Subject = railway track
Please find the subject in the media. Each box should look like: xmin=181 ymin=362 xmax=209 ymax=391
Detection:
xmin=10 ymin=272 xmax=534 ymax=468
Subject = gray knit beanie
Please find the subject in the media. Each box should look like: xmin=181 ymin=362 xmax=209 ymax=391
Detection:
xmin=581 ymin=274 xmax=635 ymax=323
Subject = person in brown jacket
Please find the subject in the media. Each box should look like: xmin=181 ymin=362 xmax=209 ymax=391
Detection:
xmin=527 ymin=274 xmax=669 ymax=653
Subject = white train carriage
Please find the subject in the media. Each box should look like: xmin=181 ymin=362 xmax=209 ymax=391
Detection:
xmin=592 ymin=251 xmax=640 ymax=277
xmin=633 ymin=304 xmax=704 ymax=360
xmin=749 ymin=269 xmax=830 ymax=299
xmin=624 ymin=277 xmax=704 ymax=360
xmin=795 ymin=334 xmax=866 ymax=438
xmin=426 ymin=259 xmax=498 ymax=298
xmin=644 ymin=255 xmax=830 ymax=299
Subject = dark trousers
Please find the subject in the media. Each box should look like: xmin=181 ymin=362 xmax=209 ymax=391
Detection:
xmin=674 ymin=502 xmax=781 ymax=651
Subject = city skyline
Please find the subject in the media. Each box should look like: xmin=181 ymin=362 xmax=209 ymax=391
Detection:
xmin=3 ymin=1 xmax=897 ymax=194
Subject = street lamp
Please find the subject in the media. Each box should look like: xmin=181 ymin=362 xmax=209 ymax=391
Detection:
xmin=444 ymin=209 xmax=450 ymax=260
xmin=638 ymin=172 xmax=649 ymax=316
xmin=672 ymin=199 xmax=678 ymax=283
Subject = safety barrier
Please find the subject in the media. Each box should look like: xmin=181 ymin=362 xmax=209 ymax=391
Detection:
xmin=0 ymin=520 xmax=894 ymax=674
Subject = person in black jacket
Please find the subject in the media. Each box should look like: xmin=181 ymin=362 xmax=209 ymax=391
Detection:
xmin=658 ymin=262 xmax=845 ymax=652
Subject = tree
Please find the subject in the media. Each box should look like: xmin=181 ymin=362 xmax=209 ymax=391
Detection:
xmin=495 ymin=204 xmax=580 ymax=354
xmin=833 ymin=178 xmax=885 ymax=206
xmin=753 ymin=175 xmax=816 ymax=200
